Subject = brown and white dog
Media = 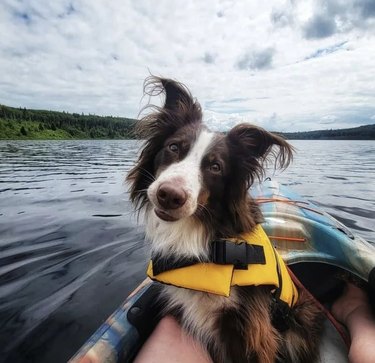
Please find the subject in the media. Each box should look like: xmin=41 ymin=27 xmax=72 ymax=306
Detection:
xmin=127 ymin=77 xmax=323 ymax=363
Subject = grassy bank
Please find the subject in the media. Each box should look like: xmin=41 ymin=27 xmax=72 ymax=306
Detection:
xmin=0 ymin=104 xmax=137 ymax=140
xmin=0 ymin=119 xmax=74 ymax=139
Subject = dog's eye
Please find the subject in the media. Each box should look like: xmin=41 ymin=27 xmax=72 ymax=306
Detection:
xmin=210 ymin=163 xmax=221 ymax=173
xmin=169 ymin=143 xmax=179 ymax=153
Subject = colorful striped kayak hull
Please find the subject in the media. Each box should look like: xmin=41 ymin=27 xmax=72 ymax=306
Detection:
xmin=254 ymin=180 xmax=375 ymax=285
xmin=70 ymin=181 xmax=375 ymax=363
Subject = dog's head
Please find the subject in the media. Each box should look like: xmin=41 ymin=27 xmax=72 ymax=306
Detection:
xmin=127 ymin=77 xmax=293 ymax=238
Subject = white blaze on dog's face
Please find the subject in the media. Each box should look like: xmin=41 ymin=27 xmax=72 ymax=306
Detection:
xmin=147 ymin=128 xmax=215 ymax=222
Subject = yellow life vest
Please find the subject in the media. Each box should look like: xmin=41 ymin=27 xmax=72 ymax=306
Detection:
xmin=147 ymin=224 xmax=298 ymax=308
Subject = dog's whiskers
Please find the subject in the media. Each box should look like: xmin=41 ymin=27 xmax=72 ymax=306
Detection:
xmin=134 ymin=188 xmax=149 ymax=193
xmin=197 ymin=203 xmax=213 ymax=222
xmin=139 ymin=168 xmax=155 ymax=182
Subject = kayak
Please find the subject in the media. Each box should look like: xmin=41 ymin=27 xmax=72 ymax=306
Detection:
xmin=69 ymin=180 xmax=375 ymax=363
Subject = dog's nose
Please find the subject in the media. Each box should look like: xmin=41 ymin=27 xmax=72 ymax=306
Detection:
xmin=157 ymin=183 xmax=187 ymax=209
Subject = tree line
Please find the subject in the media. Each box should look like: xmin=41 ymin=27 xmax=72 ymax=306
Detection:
xmin=0 ymin=104 xmax=137 ymax=139
xmin=280 ymin=124 xmax=375 ymax=140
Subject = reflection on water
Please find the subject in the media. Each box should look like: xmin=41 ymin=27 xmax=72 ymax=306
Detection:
xmin=0 ymin=139 xmax=374 ymax=363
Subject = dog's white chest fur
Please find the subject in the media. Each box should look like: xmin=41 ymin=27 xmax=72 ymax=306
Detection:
xmin=145 ymin=209 xmax=210 ymax=259
xmin=162 ymin=284 xmax=239 ymax=346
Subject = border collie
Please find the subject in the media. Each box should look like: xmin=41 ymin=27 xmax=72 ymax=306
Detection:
xmin=127 ymin=77 xmax=322 ymax=363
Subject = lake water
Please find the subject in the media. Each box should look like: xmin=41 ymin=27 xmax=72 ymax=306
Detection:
xmin=0 ymin=139 xmax=374 ymax=363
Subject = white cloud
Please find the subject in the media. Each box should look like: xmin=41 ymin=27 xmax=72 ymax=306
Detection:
xmin=0 ymin=0 xmax=374 ymax=132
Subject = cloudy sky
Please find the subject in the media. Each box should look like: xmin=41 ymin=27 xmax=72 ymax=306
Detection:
xmin=1 ymin=0 xmax=375 ymax=132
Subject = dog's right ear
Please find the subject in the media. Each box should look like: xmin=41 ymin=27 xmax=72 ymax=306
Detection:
xmin=159 ymin=78 xmax=193 ymax=111
xmin=137 ymin=77 xmax=202 ymax=139
xmin=143 ymin=77 xmax=193 ymax=111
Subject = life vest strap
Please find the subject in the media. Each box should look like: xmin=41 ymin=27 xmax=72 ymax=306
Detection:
xmin=151 ymin=241 xmax=266 ymax=275
xmin=271 ymin=297 xmax=292 ymax=332
xmin=211 ymin=240 xmax=265 ymax=269
xmin=151 ymin=254 xmax=201 ymax=275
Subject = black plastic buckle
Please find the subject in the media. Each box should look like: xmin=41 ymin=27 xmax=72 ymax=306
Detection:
xmin=211 ymin=240 xmax=248 ymax=270
xmin=271 ymin=296 xmax=291 ymax=332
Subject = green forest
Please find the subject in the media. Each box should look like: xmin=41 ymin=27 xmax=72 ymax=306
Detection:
xmin=0 ymin=104 xmax=136 ymax=139
xmin=1 ymin=103 xmax=374 ymax=140
xmin=281 ymin=124 xmax=375 ymax=140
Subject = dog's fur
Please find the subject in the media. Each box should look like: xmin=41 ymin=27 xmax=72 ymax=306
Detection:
xmin=127 ymin=77 xmax=323 ymax=363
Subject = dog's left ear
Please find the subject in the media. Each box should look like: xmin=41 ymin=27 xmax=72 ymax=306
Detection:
xmin=228 ymin=123 xmax=294 ymax=182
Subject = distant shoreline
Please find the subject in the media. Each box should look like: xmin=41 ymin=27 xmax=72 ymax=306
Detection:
xmin=1 ymin=104 xmax=374 ymax=140
xmin=279 ymin=124 xmax=375 ymax=140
